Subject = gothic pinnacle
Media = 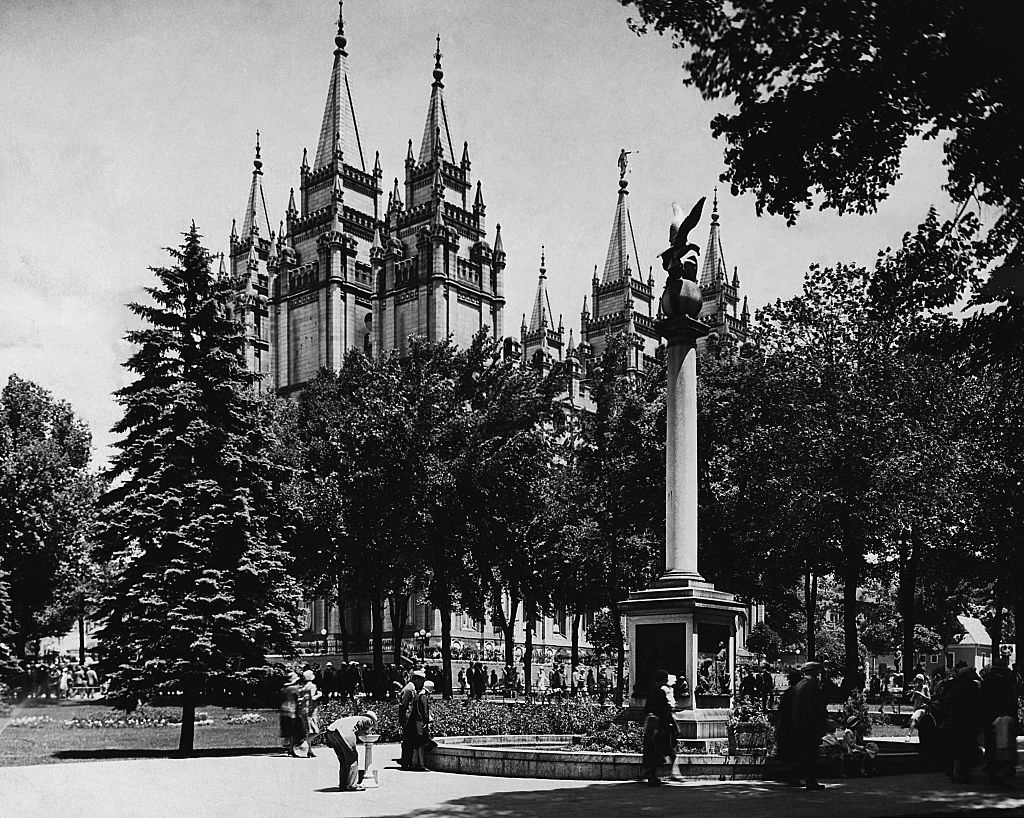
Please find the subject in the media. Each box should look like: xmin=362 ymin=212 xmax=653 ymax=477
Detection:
xmin=253 ymin=130 xmax=262 ymax=173
xmin=433 ymin=125 xmax=444 ymax=159
xmin=493 ymin=223 xmax=504 ymax=256
xmin=230 ymin=218 xmax=238 ymax=242
xmin=373 ymin=150 xmax=382 ymax=178
xmin=540 ymin=245 xmax=546 ymax=277
xmin=287 ymin=187 xmax=297 ymax=215
xmin=711 ymin=186 xmax=720 ymax=225
xmin=406 ymin=138 xmax=414 ymax=164
xmin=391 ymin=177 xmax=403 ymax=209
xmin=474 ymin=180 xmax=485 ymax=211
xmin=432 ymin=164 xmax=444 ymax=195
xmin=301 ymin=147 xmax=309 ymax=172
xmin=461 ymin=141 xmax=470 ymax=168
xmin=732 ymin=265 xmax=740 ymax=287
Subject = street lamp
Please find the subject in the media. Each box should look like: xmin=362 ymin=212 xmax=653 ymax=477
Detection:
xmin=414 ymin=629 xmax=432 ymax=661
xmin=320 ymin=627 xmax=328 ymax=654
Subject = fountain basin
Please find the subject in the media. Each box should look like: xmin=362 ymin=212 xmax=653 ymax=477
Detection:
xmin=427 ymin=734 xmax=768 ymax=780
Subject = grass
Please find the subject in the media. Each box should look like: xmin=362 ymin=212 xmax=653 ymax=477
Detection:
xmin=0 ymin=700 xmax=280 ymax=767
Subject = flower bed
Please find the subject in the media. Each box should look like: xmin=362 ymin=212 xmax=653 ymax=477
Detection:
xmin=314 ymin=699 xmax=620 ymax=744
xmin=60 ymin=708 xmax=214 ymax=729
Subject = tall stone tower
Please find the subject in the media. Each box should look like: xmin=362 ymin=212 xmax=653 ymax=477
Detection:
xmin=696 ymin=190 xmax=750 ymax=354
xmin=228 ymin=8 xmax=505 ymax=398
xmin=373 ymin=36 xmax=506 ymax=355
xmin=581 ymin=158 xmax=659 ymax=373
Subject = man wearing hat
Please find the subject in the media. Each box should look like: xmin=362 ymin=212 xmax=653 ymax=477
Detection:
xmin=789 ymin=662 xmax=830 ymax=790
xmin=398 ymin=668 xmax=426 ymax=769
xmin=324 ymin=711 xmax=378 ymax=791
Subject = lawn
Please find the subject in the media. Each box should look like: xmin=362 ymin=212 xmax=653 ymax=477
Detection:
xmin=0 ymin=700 xmax=280 ymax=767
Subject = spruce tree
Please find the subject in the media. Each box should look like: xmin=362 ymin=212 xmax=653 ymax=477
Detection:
xmin=98 ymin=225 xmax=299 ymax=753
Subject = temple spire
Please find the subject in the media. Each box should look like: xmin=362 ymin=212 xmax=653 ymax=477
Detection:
xmin=601 ymin=151 xmax=640 ymax=284
xmin=528 ymin=247 xmax=554 ymax=332
xmin=493 ymin=223 xmax=504 ymax=256
xmin=240 ymin=131 xmax=271 ymax=238
xmin=418 ymin=35 xmax=455 ymax=163
xmin=315 ymin=0 xmax=364 ymax=170
xmin=700 ymin=186 xmax=727 ymax=287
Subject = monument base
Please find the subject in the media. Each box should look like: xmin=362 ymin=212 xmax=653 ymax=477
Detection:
xmin=620 ymin=576 xmax=747 ymax=736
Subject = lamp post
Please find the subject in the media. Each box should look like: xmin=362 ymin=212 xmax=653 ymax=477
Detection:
xmin=414 ymin=629 xmax=432 ymax=661
xmin=320 ymin=628 xmax=328 ymax=654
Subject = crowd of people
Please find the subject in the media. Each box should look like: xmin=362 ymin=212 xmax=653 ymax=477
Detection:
xmin=7 ymin=659 xmax=102 ymax=701
xmin=772 ymin=658 xmax=1020 ymax=790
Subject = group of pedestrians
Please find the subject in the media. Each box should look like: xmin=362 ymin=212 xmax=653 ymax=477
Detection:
xmin=14 ymin=660 xmax=101 ymax=700
xmin=920 ymin=659 xmax=1019 ymax=785
xmin=455 ymin=661 xmax=619 ymax=703
xmin=278 ymin=668 xmax=323 ymax=758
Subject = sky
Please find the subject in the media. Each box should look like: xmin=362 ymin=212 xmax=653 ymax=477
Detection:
xmin=0 ymin=0 xmax=955 ymax=468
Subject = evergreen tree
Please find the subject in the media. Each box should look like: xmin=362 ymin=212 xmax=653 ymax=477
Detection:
xmin=97 ymin=225 xmax=300 ymax=753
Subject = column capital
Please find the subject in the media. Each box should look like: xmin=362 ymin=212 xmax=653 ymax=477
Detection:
xmin=655 ymin=315 xmax=711 ymax=344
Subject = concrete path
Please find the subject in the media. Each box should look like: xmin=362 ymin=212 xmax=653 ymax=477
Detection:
xmin=1 ymin=743 xmax=1022 ymax=817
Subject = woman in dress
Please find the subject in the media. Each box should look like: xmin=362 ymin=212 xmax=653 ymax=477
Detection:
xmin=641 ymin=669 xmax=678 ymax=786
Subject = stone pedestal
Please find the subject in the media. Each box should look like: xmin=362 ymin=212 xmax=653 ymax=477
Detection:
xmin=619 ymin=312 xmax=744 ymax=739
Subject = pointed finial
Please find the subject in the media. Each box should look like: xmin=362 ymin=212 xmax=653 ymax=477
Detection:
xmin=335 ymin=0 xmax=348 ymax=53
xmin=732 ymin=265 xmax=740 ymax=287
xmin=218 ymin=253 xmax=227 ymax=278
xmin=540 ymin=246 xmax=546 ymax=276
xmin=568 ymin=328 xmax=576 ymax=351
xmin=301 ymin=147 xmax=309 ymax=171
xmin=333 ymin=129 xmax=341 ymax=157
xmin=333 ymin=172 xmax=343 ymax=200
xmin=711 ymin=186 xmax=719 ymax=225
xmin=391 ymin=176 xmax=403 ymax=209
xmin=474 ymin=180 xmax=484 ymax=210
xmin=287 ymin=187 xmax=297 ymax=214
xmin=432 ymin=163 xmax=444 ymax=194
xmin=253 ymin=130 xmax=263 ymax=173
xmin=433 ymin=33 xmax=444 ymax=84
xmin=558 ymin=313 xmax=564 ymax=332
xmin=521 ymin=313 xmax=527 ymax=330
xmin=741 ymin=294 xmax=750 ymax=318
xmin=648 ymin=265 xmax=655 ymax=287
xmin=373 ymin=150 xmax=382 ymax=177
xmin=582 ymin=294 xmax=589 ymax=314
xmin=462 ymin=141 xmax=470 ymax=167
xmin=278 ymin=220 xmax=285 ymax=242
xmin=434 ymin=125 xmax=444 ymax=158
xmin=592 ymin=264 xmax=599 ymax=283
xmin=230 ymin=218 xmax=238 ymax=240
xmin=371 ymin=225 xmax=383 ymax=252
xmin=493 ymin=223 xmax=504 ymax=255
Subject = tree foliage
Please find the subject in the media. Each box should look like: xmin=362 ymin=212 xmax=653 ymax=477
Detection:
xmin=622 ymin=0 xmax=1023 ymax=261
xmin=97 ymin=225 xmax=300 ymax=751
xmin=0 ymin=374 xmax=99 ymax=658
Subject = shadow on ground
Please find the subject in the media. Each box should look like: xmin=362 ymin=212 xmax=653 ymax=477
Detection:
xmin=52 ymin=746 xmax=283 ymax=761
xmin=374 ymin=775 xmax=1024 ymax=818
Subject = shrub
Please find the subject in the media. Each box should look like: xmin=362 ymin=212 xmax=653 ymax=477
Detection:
xmin=576 ymin=722 xmax=643 ymax=753
xmin=313 ymin=699 xmax=621 ymax=743
xmin=843 ymin=689 xmax=872 ymax=738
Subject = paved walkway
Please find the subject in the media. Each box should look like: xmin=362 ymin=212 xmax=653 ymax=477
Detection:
xmin=1 ymin=743 xmax=1022 ymax=817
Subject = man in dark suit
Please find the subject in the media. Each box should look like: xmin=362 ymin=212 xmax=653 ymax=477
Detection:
xmin=789 ymin=661 xmax=830 ymax=790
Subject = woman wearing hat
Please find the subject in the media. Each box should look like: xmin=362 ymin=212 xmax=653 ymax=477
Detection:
xmin=280 ymin=671 xmax=311 ymax=757
xmin=641 ymin=669 xmax=678 ymax=786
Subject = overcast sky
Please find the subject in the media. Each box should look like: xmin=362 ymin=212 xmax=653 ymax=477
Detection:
xmin=1 ymin=0 xmax=956 ymax=467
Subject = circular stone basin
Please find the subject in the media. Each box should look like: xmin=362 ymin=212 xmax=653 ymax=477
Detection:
xmin=427 ymin=735 xmax=768 ymax=781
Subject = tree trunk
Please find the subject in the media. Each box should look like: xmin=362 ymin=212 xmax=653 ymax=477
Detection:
xmin=389 ymin=593 xmax=410 ymax=668
xmin=336 ymin=576 xmax=349 ymax=664
xmin=842 ymin=561 xmax=861 ymax=683
xmin=439 ymin=599 xmax=453 ymax=699
xmin=524 ymin=599 xmax=534 ymax=697
xmin=804 ymin=570 xmax=818 ymax=661
xmin=1014 ymin=533 xmax=1024 ymax=667
xmin=991 ymin=590 xmax=1004 ymax=656
xmin=611 ymin=602 xmax=625 ymax=705
xmin=898 ymin=526 xmax=919 ymax=682
xmin=504 ymin=595 xmax=519 ymax=667
xmin=78 ymin=612 xmax=86 ymax=664
xmin=178 ymin=689 xmax=196 ymax=754
xmin=371 ymin=589 xmax=385 ymax=698
xmin=571 ymin=614 xmax=581 ymax=682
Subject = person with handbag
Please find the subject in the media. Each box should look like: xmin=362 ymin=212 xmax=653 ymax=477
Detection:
xmin=641 ymin=669 xmax=678 ymax=786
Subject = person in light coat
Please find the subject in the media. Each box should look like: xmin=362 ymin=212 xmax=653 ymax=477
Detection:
xmin=323 ymin=712 xmax=377 ymax=792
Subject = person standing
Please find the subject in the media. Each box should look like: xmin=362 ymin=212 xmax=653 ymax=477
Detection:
xmin=790 ymin=662 xmax=830 ymax=790
xmin=323 ymin=712 xmax=377 ymax=792
xmin=279 ymin=671 xmax=303 ymax=756
xmin=410 ymin=681 xmax=436 ymax=770
xmin=980 ymin=658 xmax=1018 ymax=785
xmin=457 ymin=667 xmax=467 ymax=696
xmin=301 ymin=669 xmax=323 ymax=734
xmin=398 ymin=669 xmax=426 ymax=769
xmin=945 ymin=665 xmax=983 ymax=784
xmin=641 ymin=669 xmax=678 ymax=786
xmin=775 ymin=668 xmax=803 ymax=785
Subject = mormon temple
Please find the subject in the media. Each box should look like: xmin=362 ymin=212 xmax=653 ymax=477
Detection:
xmin=222 ymin=2 xmax=754 ymax=662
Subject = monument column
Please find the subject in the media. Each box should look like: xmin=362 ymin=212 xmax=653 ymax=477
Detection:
xmin=659 ymin=316 xmax=708 ymax=582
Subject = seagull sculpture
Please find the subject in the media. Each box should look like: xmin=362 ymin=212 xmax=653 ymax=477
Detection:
xmin=659 ymin=197 xmax=706 ymax=281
